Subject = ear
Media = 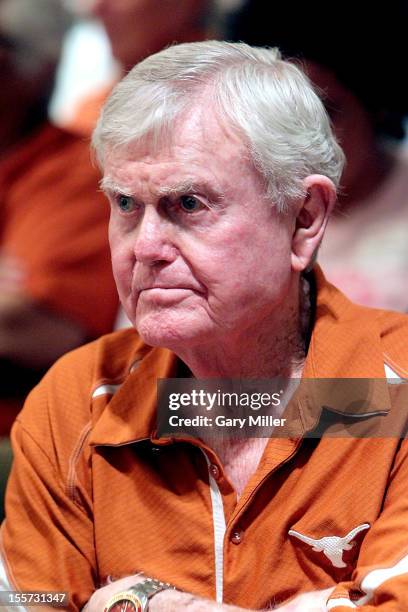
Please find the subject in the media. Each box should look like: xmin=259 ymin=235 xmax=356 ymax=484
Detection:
xmin=291 ymin=175 xmax=337 ymax=272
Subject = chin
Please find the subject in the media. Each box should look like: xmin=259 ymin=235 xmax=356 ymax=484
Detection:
xmin=135 ymin=310 xmax=210 ymax=351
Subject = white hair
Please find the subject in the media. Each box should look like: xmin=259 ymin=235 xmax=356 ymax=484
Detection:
xmin=92 ymin=40 xmax=345 ymax=212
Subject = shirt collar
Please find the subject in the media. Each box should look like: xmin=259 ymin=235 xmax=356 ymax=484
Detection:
xmin=89 ymin=266 xmax=391 ymax=447
xmin=89 ymin=347 xmax=178 ymax=446
xmin=298 ymin=265 xmax=391 ymax=431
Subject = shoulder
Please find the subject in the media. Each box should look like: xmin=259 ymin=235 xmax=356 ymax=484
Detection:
xmin=374 ymin=308 xmax=408 ymax=378
xmin=345 ymin=301 xmax=408 ymax=377
xmin=311 ymin=267 xmax=408 ymax=378
xmin=19 ymin=328 xmax=144 ymax=415
xmin=13 ymin=329 xmax=145 ymax=471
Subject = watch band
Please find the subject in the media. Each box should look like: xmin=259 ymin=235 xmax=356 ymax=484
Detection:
xmin=131 ymin=578 xmax=174 ymax=604
xmin=104 ymin=577 xmax=174 ymax=611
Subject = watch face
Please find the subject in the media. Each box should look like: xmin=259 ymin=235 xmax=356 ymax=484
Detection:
xmin=107 ymin=601 xmax=140 ymax=612
xmin=105 ymin=594 xmax=143 ymax=612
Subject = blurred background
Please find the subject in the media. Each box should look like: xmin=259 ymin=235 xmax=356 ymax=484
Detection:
xmin=52 ymin=0 xmax=245 ymax=127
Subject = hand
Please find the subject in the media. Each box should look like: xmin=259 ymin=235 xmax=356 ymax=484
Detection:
xmin=276 ymin=587 xmax=334 ymax=611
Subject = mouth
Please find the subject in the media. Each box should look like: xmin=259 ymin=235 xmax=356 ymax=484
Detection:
xmin=138 ymin=282 xmax=204 ymax=294
xmin=138 ymin=287 xmax=201 ymax=303
xmin=141 ymin=286 xmax=196 ymax=291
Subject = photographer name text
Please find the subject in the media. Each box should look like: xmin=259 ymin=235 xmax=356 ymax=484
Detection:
xmin=168 ymin=415 xmax=286 ymax=428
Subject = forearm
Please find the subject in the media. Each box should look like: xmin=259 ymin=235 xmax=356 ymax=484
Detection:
xmin=86 ymin=573 xmax=334 ymax=612
xmin=151 ymin=588 xmax=333 ymax=611
xmin=151 ymin=589 xmax=247 ymax=612
xmin=85 ymin=575 xmax=253 ymax=612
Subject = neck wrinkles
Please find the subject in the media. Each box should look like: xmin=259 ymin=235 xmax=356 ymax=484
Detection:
xmin=175 ymin=274 xmax=312 ymax=380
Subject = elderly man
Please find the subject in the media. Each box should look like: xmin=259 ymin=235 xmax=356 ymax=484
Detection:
xmin=1 ymin=42 xmax=408 ymax=611
xmin=0 ymin=0 xmax=71 ymax=156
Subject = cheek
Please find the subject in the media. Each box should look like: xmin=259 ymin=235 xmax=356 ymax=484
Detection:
xmin=109 ymin=232 xmax=134 ymax=295
xmin=184 ymin=234 xmax=252 ymax=290
xmin=221 ymin=233 xmax=292 ymax=302
xmin=111 ymin=251 xmax=129 ymax=289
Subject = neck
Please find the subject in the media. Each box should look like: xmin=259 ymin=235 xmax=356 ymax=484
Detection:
xmin=175 ymin=274 xmax=311 ymax=380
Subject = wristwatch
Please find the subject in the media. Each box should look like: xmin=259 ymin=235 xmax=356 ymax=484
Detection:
xmin=104 ymin=578 xmax=174 ymax=612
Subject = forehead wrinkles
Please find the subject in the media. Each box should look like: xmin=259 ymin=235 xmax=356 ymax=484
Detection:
xmin=104 ymin=100 xmax=265 ymax=201
xmin=104 ymin=92 xmax=249 ymax=167
xmin=173 ymin=102 xmax=266 ymax=199
xmin=135 ymin=95 xmax=249 ymax=161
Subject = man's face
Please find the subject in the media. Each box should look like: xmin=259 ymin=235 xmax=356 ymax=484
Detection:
xmin=103 ymin=105 xmax=296 ymax=351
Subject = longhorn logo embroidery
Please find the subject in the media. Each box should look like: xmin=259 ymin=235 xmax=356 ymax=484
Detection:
xmin=288 ymin=523 xmax=370 ymax=568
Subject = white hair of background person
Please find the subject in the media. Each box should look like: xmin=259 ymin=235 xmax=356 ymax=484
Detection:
xmin=0 ymin=0 xmax=72 ymax=78
xmin=92 ymin=40 xmax=345 ymax=213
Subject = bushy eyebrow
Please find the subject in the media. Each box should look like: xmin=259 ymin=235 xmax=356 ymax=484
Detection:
xmin=157 ymin=180 xmax=225 ymax=208
xmin=100 ymin=177 xmax=225 ymax=208
xmin=99 ymin=177 xmax=134 ymax=197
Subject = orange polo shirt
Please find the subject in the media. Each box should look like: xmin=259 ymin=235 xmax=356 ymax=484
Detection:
xmin=1 ymin=269 xmax=408 ymax=611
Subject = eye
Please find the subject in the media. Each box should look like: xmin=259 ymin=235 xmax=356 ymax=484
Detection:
xmin=117 ymin=194 xmax=136 ymax=213
xmin=179 ymin=195 xmax=203 ymax=213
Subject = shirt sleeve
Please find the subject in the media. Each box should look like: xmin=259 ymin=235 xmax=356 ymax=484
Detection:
xmin=0 ymin=354 xmax=98 ymax=611
xmin=326 ymin=439 xmax=408 ymax=610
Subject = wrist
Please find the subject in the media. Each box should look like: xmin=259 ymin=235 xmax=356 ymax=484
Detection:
xmin=103 ymin=577 xmax=174 ymax=612
xmin=150 ymin=588 xmax=192 ymax=609
xmin=150 ymin=589 xmax=219 ymax=612
xmin=149 ymin=588 xmax=181 ymax=611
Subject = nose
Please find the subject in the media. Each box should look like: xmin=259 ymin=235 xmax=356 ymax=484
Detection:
xmin=133 ymin=207 xmax=177 ymax=266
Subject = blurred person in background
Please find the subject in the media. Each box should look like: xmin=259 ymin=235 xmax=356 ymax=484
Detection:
xmin=0 ymin=0 xmax=118 ymax=447
xmin=64 ymin=0 xmax=216 ymax=135
xmin=88 ymin=0 xmax=213 ymax=71
xmin=227 ymin=0 xmax=408 ymax=311
xmin=0 ymin=0 xmax=70 ymax=156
